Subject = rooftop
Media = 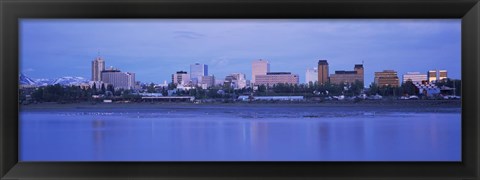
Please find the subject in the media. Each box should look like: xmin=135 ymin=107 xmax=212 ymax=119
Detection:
xmin=102 ymin=69 xmax=121 ymax=73
xmin=267 ymin=72 xmax=292 ymax=75
xmin=318 ymin=60 xmax=328 ymax=65
xmin=354 ymin=64 xmax=363 ymax=69
xmin=334 ymin=70 xmax=357 ymax=74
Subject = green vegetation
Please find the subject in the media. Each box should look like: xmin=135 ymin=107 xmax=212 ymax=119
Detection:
xmin=19 ymin=78 xmax=461 ymax=104
xmin=30 ymin=84 xmax=91 ymax=103
xmin=368 ymin=79 xmax=461 ymax=97
xmin=435 ymin=78 xmax=461 ymax=96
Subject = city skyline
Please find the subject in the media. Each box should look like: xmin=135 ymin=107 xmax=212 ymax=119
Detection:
xmin=20 ymin=19 xmax=461 ymax=85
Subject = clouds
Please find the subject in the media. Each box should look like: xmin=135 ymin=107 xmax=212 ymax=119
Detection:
xmin=20 ymin=19 xmax=461 ymax=84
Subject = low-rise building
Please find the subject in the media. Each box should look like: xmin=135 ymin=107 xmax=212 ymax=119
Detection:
xmin=224 ymin=73 xmax=247 ymax=89
xmin=101 ymin=68 xmax=135 ymax=90
xmin=172 ymin=71 xmax=190 ymax=85
xmin=254 ymin=72 xmax=299 ymax=86
xmin=329 ymin=64 xmax=364 ymax=85
xmin=403 ymin=72 xmax=427 ymax=83
xmin=374 ymin=70 xmax=399 ymax=87
xmin=199 ymin=75 xmax=215 ymax=89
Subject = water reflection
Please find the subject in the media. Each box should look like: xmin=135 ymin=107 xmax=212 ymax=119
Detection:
xmin=20 ymin=110 xmax=461 ymax=161
xmin=92 ymin=119 xmax=104 ymax=160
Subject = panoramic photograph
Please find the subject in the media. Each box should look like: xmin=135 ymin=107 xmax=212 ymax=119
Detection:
xmin=19 ymin=19 xmax=461 ymax=161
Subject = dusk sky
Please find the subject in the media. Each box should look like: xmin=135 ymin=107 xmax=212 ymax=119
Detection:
xmin=20 ymin=19 xmax=461 ymax=86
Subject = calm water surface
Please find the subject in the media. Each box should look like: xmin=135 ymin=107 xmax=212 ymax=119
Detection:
xmin=19 ymin=105 xmax=461 ymax=161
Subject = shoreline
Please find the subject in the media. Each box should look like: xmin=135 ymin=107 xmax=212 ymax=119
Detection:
xmin=20 ymin=99 xmax=461 ymax=111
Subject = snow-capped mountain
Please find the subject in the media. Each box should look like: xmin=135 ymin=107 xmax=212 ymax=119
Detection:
xmin=50 ymin=76 xmax=88 ymax=86
xmin=19 ymin=74 xmax=89 ymax=86
xmin=19 ymin=73 xmax=36 ymax=85
xmin=34 ymin=78 xmax=52 ymax=86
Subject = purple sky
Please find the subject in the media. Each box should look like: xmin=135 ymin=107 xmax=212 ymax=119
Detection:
xmin=20 ymin=19 xmax=461 ymax=86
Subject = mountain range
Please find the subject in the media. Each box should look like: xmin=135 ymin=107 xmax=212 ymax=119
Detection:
xmin=19 ymin=73 xmax=89 ymax=86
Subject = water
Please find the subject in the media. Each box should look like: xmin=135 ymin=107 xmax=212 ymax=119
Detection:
xmin=19 ymin=105 xmax=461 ymax=161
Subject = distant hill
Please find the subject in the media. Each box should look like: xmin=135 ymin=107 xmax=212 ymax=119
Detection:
xmin=19 ymin=74 xmax=88 ymax=86
xmin=50 ymin=76 xmax=88 ymax=86
xmin=19 ymin=73 xmax=36 ymax=85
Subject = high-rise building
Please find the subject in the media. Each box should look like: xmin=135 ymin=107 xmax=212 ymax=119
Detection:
xmin=254 ymin=72 xmax=299 ymax=86
xmin=172 ymin=71 xmax=190 ymax=85
xmin=317 ymin=60 xmax=329 ymax=85
xmin=439 ymin=70 xmax=448 ymax=81
xmin=329 ymin=64 xmax=364 ymax=85
xmin=305 ymin=67 xmax=318 ymax=84
xmin=374 ymin=70 xmax=399 ymax=87
xmin=100 ymin=68 xmax=135 ymax=90
xmin=190 ymin=63 xmax=208 ymax=84
xmin=402 ymin=72 xmax=427 ymax=83
xmin=354 ymin=64 xmax=364 ymax=77
xmin=428 ymin=70 xmax=437 ymax=83
xmin=251 ymin=59 xmax=270 ymax=84
xmin=91 ymin=56 xmax=105 ymax=81
xmin=427 ymin=70 xmax=448 ymax=82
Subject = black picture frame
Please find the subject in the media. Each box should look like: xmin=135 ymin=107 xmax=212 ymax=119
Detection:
xmin=1 ymin=0 xmax=479 ymax=179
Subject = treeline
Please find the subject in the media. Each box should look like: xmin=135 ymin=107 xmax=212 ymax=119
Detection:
xmin=20 ymin=79 xmax=461 ymax=103
xmin=22 ymin=83 xmax=136 ymax=103
xmin=30 ymin=84 xmax=91 ymax=103
xmin=368 ymin=79 xmax=461 ymax=97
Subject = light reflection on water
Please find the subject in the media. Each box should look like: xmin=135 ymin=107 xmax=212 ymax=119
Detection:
xmin=19 ymin=107 xmax=461 ymax=161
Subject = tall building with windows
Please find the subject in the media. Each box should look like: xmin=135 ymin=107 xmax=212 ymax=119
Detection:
xmin=428 ymin=70 xmax=437 ymax=83
xmin=402 ymin=72 xmax=427 ymax=83
xmin=190 ymin=63 xmax=208 ymax=84
xmin=91 ymin=56 xmax=105 ymax=81
xmin=428 ymin=70 xmax=448 ymax=82
xmin=254 ymin=72 xmax=299 ymax=86
xmin=439 ymin=70 xmax=448 ymax=81
xmin=100 ymin=67 xmax=135 ymax=90
xmin=172 ymin=71 xmax=190 ymax=85
xmin=374 ymin=70 xmax=399 ymax=87
xmin=317 ymin=60 xmax=329 ymax=85
xmin=305 ymin=67 xmax=318 ymax=84
xmin=251 ymin=59 xmax=270 ymax=84
xmin=329 ymin=64 xmax=364 ymax=85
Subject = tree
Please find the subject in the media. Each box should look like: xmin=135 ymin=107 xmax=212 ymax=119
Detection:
xmin=32 ymin=87 xmax=44 ymax=102
xmin=368 ymin=83 xmax=379 ymax=95
xmin=121 ymin=89 xmax=132 ymax=98
xmin=401 ymin=81 xmax=416 ymax=96
xmin=147 ymin=83 xmax=156 ymax=93
xmin=107 ymin=84 xmax=115 ymax=94
xmin=257 ymin=84 xmax=267 ymax=95
xmin=308 ymin=81 xmax=314 ymax=89
xmin=350 ymin=80 xmax=364 ymax=96
xmin=436 ymin=78 xmax=462 ymax=96
xmin=101 ymin=83 xmax=106 ymax=94
xmin=92 ymin=82 xmax=97 ymax=95
xmin=168 ymin=83 xmax=177 ymax=90
xmin=161 ymin=87 xmax=168 ymax=96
